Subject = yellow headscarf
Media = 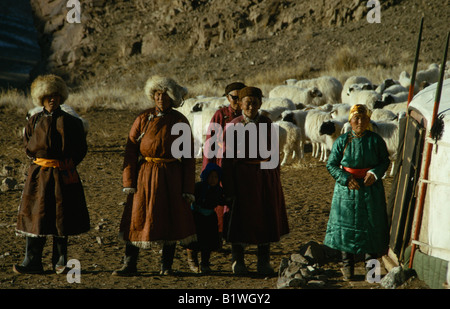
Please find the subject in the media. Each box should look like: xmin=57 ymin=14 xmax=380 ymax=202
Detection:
xmin=348 ymin=104 xmax=373 ymax=131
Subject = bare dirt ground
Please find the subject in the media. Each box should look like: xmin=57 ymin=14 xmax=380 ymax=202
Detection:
xmin=0 ymin=107 xmax=429 ymax=293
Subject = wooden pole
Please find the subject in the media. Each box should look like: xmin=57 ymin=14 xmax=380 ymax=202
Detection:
xmin=407 ymin=17 xmax=424 ymax=106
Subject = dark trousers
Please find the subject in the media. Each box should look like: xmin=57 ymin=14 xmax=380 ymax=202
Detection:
xmin=21 ymin=236 xmax=68 ymax=270
xmin=341 ymin=251 xmax=378 ymax=269
xmin=123 ymin=242 xmax=176 ymax=270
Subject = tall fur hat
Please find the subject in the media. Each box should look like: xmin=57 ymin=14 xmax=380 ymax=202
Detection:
xmin=144 ymin=75 xmax=187 ymax=108
xmin=30 ymin=74 xmax=69 ymax=107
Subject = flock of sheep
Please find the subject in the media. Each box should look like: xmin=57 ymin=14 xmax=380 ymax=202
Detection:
xmin=25 ymin=62 xmax=447 ymax=176
xmin=176 ymin=62 xmax=446 ymax=175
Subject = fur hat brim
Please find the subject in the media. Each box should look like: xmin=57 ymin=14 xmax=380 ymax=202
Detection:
xmin=30 ymin=74 xmax=69 ymax=107
xmin=144 ymin=75 xmax=187 ymax=108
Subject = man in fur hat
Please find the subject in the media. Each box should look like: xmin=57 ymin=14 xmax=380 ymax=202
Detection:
xmin=113 ymin=76 xmax=197 ymax=276
xmin=13 ymin=74 xmax=90 ymax=274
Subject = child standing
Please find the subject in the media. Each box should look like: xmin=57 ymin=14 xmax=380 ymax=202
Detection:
xmin=186 ymin=163 xmax=225 ymax=273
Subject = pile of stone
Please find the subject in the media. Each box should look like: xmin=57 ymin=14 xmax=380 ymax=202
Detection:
xmin=0 ymin=166 xmax=20 ymax=192
xmin=277 ymin=241 xmax=339 ymax=289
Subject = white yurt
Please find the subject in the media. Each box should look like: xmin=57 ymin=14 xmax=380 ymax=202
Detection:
xmin=386 ymin=79 xmax=450 ymax=289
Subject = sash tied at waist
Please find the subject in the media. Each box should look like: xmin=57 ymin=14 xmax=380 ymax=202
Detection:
xmin=343 ymin=166 xmax=371 ymax=179
xmin=144 ymin=157 xmax=179 ymax=164
xmin=33 ymin=158 xmax=79 ymax=184
xmin=33 ymin=158 xmax=74 ymax=170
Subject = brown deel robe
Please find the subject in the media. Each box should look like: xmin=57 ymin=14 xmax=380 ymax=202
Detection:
xmin=16 ymin=107 xmax=90 ymax=236
xmin=221 ymin=114 xmax=289 ymax=244
xmin=119 ymin=108 xmax=196 ymax=247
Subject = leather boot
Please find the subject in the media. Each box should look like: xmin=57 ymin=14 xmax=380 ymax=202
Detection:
xmin=52 ymin=236 xmax=68 ymax=274
xmin=13 ymin=237 xmax=46 ymax=274
xmin=112 ymin=243 xmax=139 ymax=276
xmin=231 ymin=244 xmax=248 ymax=275
xmin=186 ymin=249 xmax=199 ymax=273
xmin=257 ymin=244 xmax=274 ymax=275
xmin=200 ymin=250 xmax=212 ymax=274
xmin=160 ymin=243 xmax=176 ymax=275
xmin=340 ymin=251 xmax=354 ymax=281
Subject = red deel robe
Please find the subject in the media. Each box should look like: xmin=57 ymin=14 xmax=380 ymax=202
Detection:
xmin=202 ymin=105 xmax=241 ymax=233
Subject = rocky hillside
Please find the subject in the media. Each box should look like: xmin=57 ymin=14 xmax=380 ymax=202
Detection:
xmin=26 ymin=0 xmax=450 ymax=92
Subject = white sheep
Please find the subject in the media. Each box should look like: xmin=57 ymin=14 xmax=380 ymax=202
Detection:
xmin=261 ymin=97 xmax=296 ymax=110
xmin=342 ymin=76 xmax=373 ymax=104
xmin=316 ymin=103 xmax=334 ymax=112
xmin=398 ymin=63 xmax=439 ymax=94
xmin=381 ymin=91 xmax=409 ymax=105
xmin=294 ymin=76 xmax=343 ymax=104
xmin=375 ymin=78 xmax=397 ymax=93
xmin=348 ymin=89 xmax=382 ymax=109
xmin=398 ymin=71 xmax=412 ymax=89
xmin=304 ymin=109 xmax=333 ymax=162
xmin=268 ymin=85 xmax=326 ymax=106
xmin=284 ymin=78 xmax=298 ymax=85
xmin=26 ymin=104 xmax=89 ymax=135
xmin=382 ymin=102 xmax=408 ymax=115
xmin=442 ymin=60 xmax=450 ymax=79
xmin=319 ymin=118 xmax=347 ymax=151
xmin=275 ymin=120 xmax=305 ymax=166
xmin=341 ymin=114 xmax=406 ymax=176
xmin=330 ymin=103 xmax=351 ymax=120
xmin=347 ymin=82 xmax=375 ymax=95
xmin=178 ymin=96 xmax=228 ymax=115
xmin=383 ymin=84 xmax=408 ymax=95
xmin=281 ymin=109 xmax=309 ymax=158
xmin=370 ymin=108 xmax=397 ymax=122
xmin=176 ymin=97 xmax=201 ymax=115
xmin=371 ymin=115 xmax=407 ymax=176
xmin=186 ymin=106 xmax=221 ymax=158
xmin=260 ymin=106 xmax=292 ymax=122
xmin=416 ymin=63 xmax=439 ymax=86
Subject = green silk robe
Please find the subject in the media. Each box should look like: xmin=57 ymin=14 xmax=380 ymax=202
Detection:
xmin=324 ymin=130 xmax=390 ymax=255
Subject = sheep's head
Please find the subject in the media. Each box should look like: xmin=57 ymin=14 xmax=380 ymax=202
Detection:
xmin=361 ymin=83 xmax=375 ymax=90
xmin=382 ymin=94 xmax=395 ymax=105
xmin=373 ymin=100 xmax=387 ymax=109
xmin=320 ymin=121 xmax=336 ymax=135
xmin=384 ymin=78 xmax=396 ymax=89
xmin=309 ymin=87 xmax=322 ymax=98
xmin=281 ymin=112 xmax=296 ymax=125
xmin=295 ymin=102 xmax=305 ymax=109
xmin=191 ymin=102 xmax=203 ymax=112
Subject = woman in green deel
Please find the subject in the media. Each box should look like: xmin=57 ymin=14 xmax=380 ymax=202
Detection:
xmin=324 ymin=104 xmax=390 ymax=282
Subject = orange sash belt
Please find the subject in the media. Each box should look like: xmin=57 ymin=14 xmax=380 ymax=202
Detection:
xmin=34 ymin=158 xmax=73 ymax=169
xmin=144 ymin=157 xmax=179 ymax=164
xmin=34 ymin=158 xmax=61 ymax=168
xmin=343 ymin=166 xmax=371 ymax=179
xmin=33 ymin=158 xmax=79 ymax=184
